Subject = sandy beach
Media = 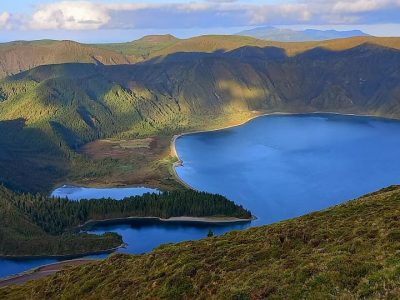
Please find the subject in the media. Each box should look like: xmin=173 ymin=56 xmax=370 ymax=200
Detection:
xmin=82 ymin=215 xmax=253 ymax=228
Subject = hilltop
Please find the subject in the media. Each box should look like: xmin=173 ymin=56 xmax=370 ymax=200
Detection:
xmin=91 ymin=34 xmax=179 ymax=58
xmin=0 ymin=40 xmax=137 ymax=78
xmin=2 ymin=185 xmax=399 ymax=298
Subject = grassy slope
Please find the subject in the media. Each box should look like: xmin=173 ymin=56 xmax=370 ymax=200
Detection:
xmin=0 ymin=40 xmax=136 ymax=78
xmin=91 ymin=34 xmax=179 ymax=58
xmin=0 ymin=186 xmax=122 ymax=256
xmin=0 ymin=40 xmax=400 ymax=192
xmin=2 ymin=186 xmax=400 ymax=299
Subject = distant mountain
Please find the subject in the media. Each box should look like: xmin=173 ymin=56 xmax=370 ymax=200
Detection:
xmin=236 ymin=26 xmax=370 ymax=42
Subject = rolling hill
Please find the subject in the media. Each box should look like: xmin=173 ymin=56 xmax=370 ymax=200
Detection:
xmin=92 ymin=34 xmax=179 ymax=58
xmin=2 ymin=185 xmax=399 ymax=298
xmin=0 ymin=40 xmax=136 ymax=79
xmin=0 ymin=39 xmax=400 ymax=192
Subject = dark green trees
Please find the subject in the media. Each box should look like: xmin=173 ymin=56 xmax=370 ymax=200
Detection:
xmin=10 ymin=189 xmax=252 ymax=235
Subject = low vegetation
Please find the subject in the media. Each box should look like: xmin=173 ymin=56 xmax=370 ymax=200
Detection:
xmin=2 ymin=186 xmax=399 ymax=299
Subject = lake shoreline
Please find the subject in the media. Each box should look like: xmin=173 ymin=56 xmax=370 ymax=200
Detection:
xmin=0 ymin=215 xmax=253 ymax=283
xmin=0 ymin=214 xmax=253 ymax=260
xmin=169 ymin=110 xmax=399 ymax=187
xmin=82 ymin=215 xmax=254 ymax=229
xmin=0 ymin=243 xmax=127 ymax=260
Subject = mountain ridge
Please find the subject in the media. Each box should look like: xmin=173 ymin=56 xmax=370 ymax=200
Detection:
xmin=1 ymin=35 xmax=400 ymax=79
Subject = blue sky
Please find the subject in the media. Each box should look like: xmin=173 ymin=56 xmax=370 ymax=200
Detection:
xmin=1 ymin=0 xmax=399 ymax=43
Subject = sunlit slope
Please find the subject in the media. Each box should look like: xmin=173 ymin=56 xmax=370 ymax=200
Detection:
xmin=92 ymin=34 xmax=179 ymax=58
xmin=0 ymin=40 xmax=135 ymax=78
xmin=2 ymin=186 xmax=400 ymax=299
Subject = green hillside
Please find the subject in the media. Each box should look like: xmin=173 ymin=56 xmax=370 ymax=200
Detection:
xmin=92 ymin=34 xmax=179 ymax=58
xmin=2 ymin=186 xmax=399 ymax=299
xmin=0 ymin=41 xmax=400 ymax=192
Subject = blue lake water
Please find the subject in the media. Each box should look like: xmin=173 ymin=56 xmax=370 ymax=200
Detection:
xmin=51 ymin=185 xmax=159 ymax=200
xmin=2 ymin=113 xmax=400 ymax=278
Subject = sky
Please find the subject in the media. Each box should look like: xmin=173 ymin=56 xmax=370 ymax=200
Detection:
xmin=0 ymin=0 xmax=400 ymax=43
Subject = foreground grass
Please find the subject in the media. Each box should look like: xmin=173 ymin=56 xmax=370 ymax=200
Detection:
xmin=2 ymin=186 xmax=400 ymax=299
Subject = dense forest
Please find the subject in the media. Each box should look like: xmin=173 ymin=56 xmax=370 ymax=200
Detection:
xmin=3 ymin=186 xmax=399 ymax=298
xmin=11 ymin=190 xmax=252 ymax=235
xmin=0 ymin=186 xmax=122 ymax=256
xmin=0 ymin=186 xmax=251 ymax=256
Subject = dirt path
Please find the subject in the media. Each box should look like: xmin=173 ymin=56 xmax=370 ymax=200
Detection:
xmin=0 ymin=259 xmax=93 ymax=288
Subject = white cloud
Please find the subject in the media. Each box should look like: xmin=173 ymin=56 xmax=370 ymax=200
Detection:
xmin=206 ymin=0 xmax=238 ymax=2
xmin=2 ymin=0 xmax=400 ymax=31
xmin=31 ymin=1 xmax=110 ymax=30
xmin=332 ymin=0 xmax=390 ymax=13
xmin=0 ymin=12 xmax=10 ymax=29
